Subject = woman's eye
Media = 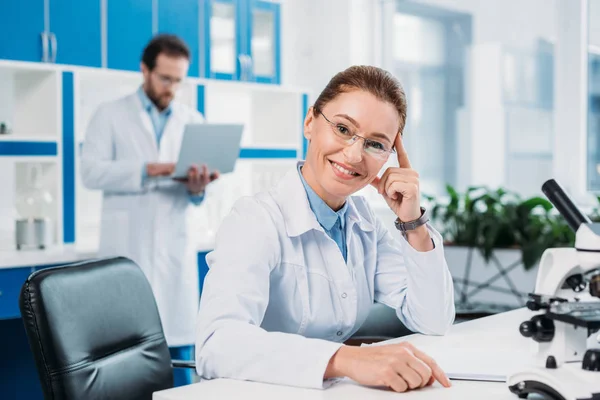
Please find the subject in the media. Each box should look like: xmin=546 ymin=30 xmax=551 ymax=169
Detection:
xmin=336 ymin=125 xmax=351 ymax=135
xmin=367 ymin=140 xmax=385 ymax=150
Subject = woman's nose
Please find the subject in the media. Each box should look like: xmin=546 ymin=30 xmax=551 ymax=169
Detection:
xmin=343 ymin=138 xmax=363 ymax=163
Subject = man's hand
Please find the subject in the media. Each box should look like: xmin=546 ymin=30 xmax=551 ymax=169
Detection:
xmin=177 ymin=164 xmax=220 ymax=194
xmin=146 ymin=163 xmax=176 ymax=177
xmin=325 ymin=342 xmax=451 ymax=392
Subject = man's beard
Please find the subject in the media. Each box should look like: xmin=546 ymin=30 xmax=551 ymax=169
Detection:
xmin=146 ymin=86 xmax=172 ymax=111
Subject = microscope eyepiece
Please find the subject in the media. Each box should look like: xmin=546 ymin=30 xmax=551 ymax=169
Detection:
xmin=542 ymin=179 xmax=591 ymax=232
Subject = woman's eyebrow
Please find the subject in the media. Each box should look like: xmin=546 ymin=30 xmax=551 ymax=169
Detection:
xmin=334 ymin=114 xmax=393 ymax=144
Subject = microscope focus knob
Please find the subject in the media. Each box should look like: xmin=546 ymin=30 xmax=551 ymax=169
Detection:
xmin=519 ymin=315 xmax=554 ymax=342
xmin=582 ymin=349 xmax=600 ymax=371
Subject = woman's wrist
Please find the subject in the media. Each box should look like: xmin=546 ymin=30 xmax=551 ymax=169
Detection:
xmin=324 ymin=345 xmax=355 ymax=379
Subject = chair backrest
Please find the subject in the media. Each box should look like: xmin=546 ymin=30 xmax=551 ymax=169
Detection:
xmin=19 ymin=256 xmax=174 ymax=400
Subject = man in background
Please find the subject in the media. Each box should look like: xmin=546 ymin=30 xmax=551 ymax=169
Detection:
xmin=81 ymin=34 xmax=219 ymax=386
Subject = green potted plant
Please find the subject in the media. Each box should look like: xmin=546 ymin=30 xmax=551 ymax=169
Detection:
xmin=424 ymin=185 xmax=575 ymax=313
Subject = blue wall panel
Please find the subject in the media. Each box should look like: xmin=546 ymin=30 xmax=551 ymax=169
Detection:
xmin=0 ymin=142 xmax=57 ymax=156
xmin=62 ymin=72 xmax=75 ymax=244
xmin=239 ymin=148 xmax=296 ymax=159
xmin=158 ymin=0 xmax=200 ymax=77
xmin=302 ymin=93 xmax=309 ymax=159
xmin=197 ymin=85 xmax=205 ymax=116
xmin=50 ymin=0 xmax=102 ymax=67
xmin=107 ymin=0 xmax=153 ymax=71
xmin=0 ymin=2 xmax=44 ymax=62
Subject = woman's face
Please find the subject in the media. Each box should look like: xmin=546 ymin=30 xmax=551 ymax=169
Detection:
xmin=303 ymin=90 xmax=401 ymax=209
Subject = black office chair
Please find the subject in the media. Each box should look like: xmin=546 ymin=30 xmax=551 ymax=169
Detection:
xmin=19 ymin=256 xmax=195 ymax=400
xmin=346 ymin=303 xmax=414 ymax=346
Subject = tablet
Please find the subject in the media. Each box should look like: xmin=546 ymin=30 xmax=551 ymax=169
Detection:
xmin=172 ymin=123 xmax=244 ymax=179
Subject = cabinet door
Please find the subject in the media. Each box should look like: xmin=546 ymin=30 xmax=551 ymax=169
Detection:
xmin=204 ymin=0 xmax=242 ymax=80
xmin=107 ymin=0 xmax=153 ymax=71
xmin=0 ymin=268 xmax=33 ymax=320
xmin=49 ymin=0 xmax=102 ymax=67
xmin=158 ymin=0 xmax=200 ymax=77
xmin=0 ymin=1 xmax=45 ymax=62
xmin=247 ymin=0 xmax=280 ymax=84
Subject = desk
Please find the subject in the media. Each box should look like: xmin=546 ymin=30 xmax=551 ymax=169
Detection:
xmin=153 ymin=308 xmax=536 ymax=400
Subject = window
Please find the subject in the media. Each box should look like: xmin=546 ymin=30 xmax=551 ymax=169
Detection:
xmin=588 ymin=0 xmax=600 ymax=191
xmin=381 ymin=3 xmax=470 ymax=197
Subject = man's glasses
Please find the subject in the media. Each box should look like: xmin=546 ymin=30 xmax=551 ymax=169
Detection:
xmin=318 ymin=110 xmax=396 ymax=160
xmin=154 ymin=72 xmax=183 ymax=87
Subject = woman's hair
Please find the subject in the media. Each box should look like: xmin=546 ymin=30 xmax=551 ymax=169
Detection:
xmin=313 ymin=65 xmax=407 ymax=134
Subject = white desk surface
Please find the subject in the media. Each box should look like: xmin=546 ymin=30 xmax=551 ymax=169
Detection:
xmin=154 ymin=308 xmax=538 ymax=400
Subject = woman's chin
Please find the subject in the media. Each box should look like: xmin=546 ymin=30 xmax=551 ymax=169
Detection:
xmin=323 ymin=179 xmax=362 ymax=199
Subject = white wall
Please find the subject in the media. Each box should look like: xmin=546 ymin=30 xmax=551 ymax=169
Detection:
xmin=411 ymin=0 xmax=556 ymax=48
xmin=282 ymin=0 xmax=581 ymax=197
xmin=281 ymin=0 xmax=354 ymax=97
xmin=589 ymin=0 xmax=600 ymax=48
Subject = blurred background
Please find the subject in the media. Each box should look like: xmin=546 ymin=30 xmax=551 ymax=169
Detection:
xmin=1 ymin=1 xmax=600 ymax=395
xmin=1 ymin=0 xmax=600 ymax=318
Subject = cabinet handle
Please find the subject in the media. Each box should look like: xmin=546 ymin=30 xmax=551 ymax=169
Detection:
xmin=241 ymin=54 xmax=253 ymax=81
xmin=238 ymin=54 xmax=247 ymax=80
xmin=40 ymin=32 xmax=49 ymax=62
xmin=49 ymin=32 xmax=58 ymax=63
xmin=246 ymin=55 xmax=254 ymax=81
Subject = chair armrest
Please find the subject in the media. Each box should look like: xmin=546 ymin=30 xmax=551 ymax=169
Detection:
xmin=171 ymin=359 xmax=196 ymax=369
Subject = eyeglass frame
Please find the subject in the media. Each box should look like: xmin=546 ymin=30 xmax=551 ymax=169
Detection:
xmin=152 ymin=71 xmax=184 ymax=87
xmin=316 ymin=109 xmax=397 ymax=160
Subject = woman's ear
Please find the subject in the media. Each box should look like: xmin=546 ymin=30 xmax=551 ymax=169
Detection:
xmin=303 ymin=106 xmax=315 ymax=141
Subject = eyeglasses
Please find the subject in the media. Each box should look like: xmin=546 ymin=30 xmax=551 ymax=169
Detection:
xmin=318 ymin=110 xmax=396 ymax=160
xmin=153 ymin=72 xmax=183 ymax=87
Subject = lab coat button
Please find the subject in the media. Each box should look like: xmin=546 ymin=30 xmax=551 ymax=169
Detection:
xmin=341 ymin=292 xmax=347 ymax=299
xmin=337 ymin=331 xmax=343 ymax=336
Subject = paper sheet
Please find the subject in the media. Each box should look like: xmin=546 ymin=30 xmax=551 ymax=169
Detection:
xmin=413 ymin=346 xmax=535 ymax=382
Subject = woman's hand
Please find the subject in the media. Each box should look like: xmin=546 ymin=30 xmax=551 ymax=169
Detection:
xmin=370 ymin=134 xmax=432 ymax=250
xmin=370 ymin=133 xmax=421 ymax=222
xmin=325 ymin=342 xmax=451 ymax=392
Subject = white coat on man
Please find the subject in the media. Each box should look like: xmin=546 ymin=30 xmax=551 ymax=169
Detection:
xmin=80 ymin=91 xmax=204 ymax=346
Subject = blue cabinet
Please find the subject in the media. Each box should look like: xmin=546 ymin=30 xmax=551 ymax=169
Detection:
xmin=0 ymin=1 xmax=45 ymax=62
xmin=50 ymin=0 xmax=102 ymax=67
xmin=203 ymin=0 xmax=243 ymax=80
xmin=246 ymin=0 xmax=281 ymax=84
xmin=107 ymin=0 xmax=154 ymax=71
xmin=204 ymin=0 xmax=280 ymax=84
xmin=158 ymin=0 xmax=200 ymax=77
xmin=0 ymin=0 xmax=282 ymax=84
xmin=0 ymin=268 xmax=34 ymax=320
xmin=0 ymin=0 xmax=102 ymax=66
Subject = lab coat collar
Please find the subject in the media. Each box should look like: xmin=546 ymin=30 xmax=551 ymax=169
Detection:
xmin=273 ymin=161 xmax=374 ymax=237
xmin=137 ymin=86 xmax=173 ymax=117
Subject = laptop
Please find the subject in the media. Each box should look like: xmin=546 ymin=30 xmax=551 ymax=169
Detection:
xmin=171 ymin=123 xmax=244 ymax=179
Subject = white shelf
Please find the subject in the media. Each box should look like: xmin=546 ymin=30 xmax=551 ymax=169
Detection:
xmin=0 ymin=244 xmax=98 ymax=270
xmin=0 ymin=64 xmax=60 ymax=141
xmin=0 ymin=136 xmax=58 ymax=142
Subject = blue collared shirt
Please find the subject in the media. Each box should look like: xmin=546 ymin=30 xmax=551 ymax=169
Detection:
xmin=298 ymin=165 xmax=348 ymax=262
xmin=138 ymin=87 xmax=204 ymax=205
xmin=137 ymin=86 xmax=172 ymax=145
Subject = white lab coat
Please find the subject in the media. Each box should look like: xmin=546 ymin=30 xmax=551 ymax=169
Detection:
xmin=195 ymin=162 xmax=455 ymax=389
xmin=81 ymin=92 xmax=204 ymax=346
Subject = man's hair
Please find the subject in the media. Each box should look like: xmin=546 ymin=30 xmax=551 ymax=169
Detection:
xmin=141 ymin=34 xmax=190 ymax=70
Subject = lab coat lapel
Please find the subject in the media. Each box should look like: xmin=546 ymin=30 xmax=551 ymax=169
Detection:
xmin=273 ymin=164 xmax=323 ymax=237
xmin=130 ymin=94 xmax=159 ymax=156
xmin=158 ymin=106 xmax=185 ymax=162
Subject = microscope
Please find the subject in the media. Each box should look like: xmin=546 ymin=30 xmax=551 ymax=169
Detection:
xmin=507 ymin=179 xmax=600 ymax=400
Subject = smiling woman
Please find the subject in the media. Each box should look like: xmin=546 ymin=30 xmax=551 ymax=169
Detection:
xmin=195 ymin=65 xmax=456 ymax=393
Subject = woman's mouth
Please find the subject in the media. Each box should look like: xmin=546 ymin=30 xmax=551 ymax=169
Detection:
xmin=329 ymin=160 xmax=360 ymax=180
